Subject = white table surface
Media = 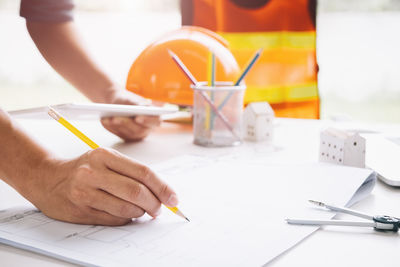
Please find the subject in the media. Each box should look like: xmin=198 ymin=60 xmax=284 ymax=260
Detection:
xmin=1 ymin=118 xmax=400 ymax=267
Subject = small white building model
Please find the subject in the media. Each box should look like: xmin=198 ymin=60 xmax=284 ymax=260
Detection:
xmin=243 ymin=102 xmax=274 ymax=142
xmin=319 ymin=128 xmax=366 ymax=168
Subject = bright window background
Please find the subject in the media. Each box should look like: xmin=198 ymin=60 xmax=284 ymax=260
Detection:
xmin=0 ymin=0 xmax=399 ymax=123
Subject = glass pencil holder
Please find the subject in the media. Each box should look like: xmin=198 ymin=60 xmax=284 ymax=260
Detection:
xmin=192 ymin=81 xmax=245 ymax=147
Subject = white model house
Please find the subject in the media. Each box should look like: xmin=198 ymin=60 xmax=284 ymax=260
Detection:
xmin=243 ymin=102 xmax=274 ymax=142
xmin=319 ymin=128 xmax=366 ymax=168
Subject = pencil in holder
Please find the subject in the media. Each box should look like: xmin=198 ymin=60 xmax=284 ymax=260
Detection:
xmin=192 ymin=81 xmax=245 ymax=147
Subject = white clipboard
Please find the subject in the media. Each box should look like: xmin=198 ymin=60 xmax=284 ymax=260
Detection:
xmin=8 ymin=103 xmax=179 ymax=120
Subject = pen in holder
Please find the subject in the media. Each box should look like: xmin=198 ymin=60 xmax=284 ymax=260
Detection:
xmin=192 ymin=81 xmax=245 ymax=147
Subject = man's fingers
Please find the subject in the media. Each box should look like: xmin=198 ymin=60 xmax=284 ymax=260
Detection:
xmin=99 ymin=171 xmax=161 ymax=217
xmin=101 ymin=117 xmax=152 ymax=142
xmin=61 ymin=206 xmax=131 ymax=226
xmin=86 ymin=208 xmax=132 ymax=226
xmin=99 ymin=149 xmax=178 ymax=207
xmin=84 ymin=188 xmax=147 ymax=219
xmin=105 ymin=116 xmax=160 ymax=130
xmin=101 ymin=118 xmax=146 ymax=142
xmin=90 ymin=171 xmax=161 ymax=218
xmin=134 ymin=115 xmax=161 ymax=128
xmin=101 ymin=118 xmax=126 ymax=138
xmin=114 ymin=118 xmax=151 ymax=141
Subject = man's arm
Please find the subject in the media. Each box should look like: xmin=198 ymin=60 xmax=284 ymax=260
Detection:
xmin=0 ymin=109 xmax=51 ymax=194
xmin=0 ymin=108 xmax=178 ymax=225
xmin=25 ymin=19 xmax=159 ymax=141
xmin=26 ymin=21 xmax=119 ymax=103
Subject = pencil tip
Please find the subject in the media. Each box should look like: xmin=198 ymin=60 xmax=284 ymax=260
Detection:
xmin=47 ymin=106 xmax=60 ymax=120
xmin=185 ymin=217 xmax=190 ymax=222
xmin=309 ymin=200 xmax=324 ymax=207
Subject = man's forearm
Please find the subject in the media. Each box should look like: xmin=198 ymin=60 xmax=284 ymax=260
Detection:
xmin=0 ymin=109 xmax=178 ymax=225
xmin=0 ymin=109 xmax=55 ymax=199
xmin=25 ymin=20 xmax=159 ymax=143
xmin=26 ymin=21 xmax=117 ymax=103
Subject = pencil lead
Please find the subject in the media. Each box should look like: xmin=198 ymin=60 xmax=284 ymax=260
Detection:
xmin=309 ymin=200 xmax=324 ymax=207
xmin=185 ymin=217 xmax=190 ymax=222
xmin=47 ymin=106 xmax=60 ymax=121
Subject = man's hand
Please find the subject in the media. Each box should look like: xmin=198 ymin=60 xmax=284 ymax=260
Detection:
xmin=29 ymin=148 xmax=178 ymax=226
xmin=25 ymin=22 xmax=160 ymax=142
xmin=1 ymin=109 xmax=175 ymax=226
xmin=101 ymin=90 xmax=161 ymax=142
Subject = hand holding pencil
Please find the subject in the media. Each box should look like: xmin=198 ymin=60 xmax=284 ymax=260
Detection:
xmin=25 ymin=107 xmax=188 ymax=226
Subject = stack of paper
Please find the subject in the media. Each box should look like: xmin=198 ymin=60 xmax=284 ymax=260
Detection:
xmin=0 ymin=156 xmax=375 ymax=266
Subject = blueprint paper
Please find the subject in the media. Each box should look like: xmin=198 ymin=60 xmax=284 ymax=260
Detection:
xmin=0 ymin=157 xmax=375 ymax=267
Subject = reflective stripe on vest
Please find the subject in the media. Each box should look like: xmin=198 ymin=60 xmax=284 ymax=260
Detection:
xmin=219 ymin=31 xmax=316 ymax=50
xmin=220 ymin=31 xmax=318 ymax=103
xmin=245 ymin=82 xmax=318 ymax=104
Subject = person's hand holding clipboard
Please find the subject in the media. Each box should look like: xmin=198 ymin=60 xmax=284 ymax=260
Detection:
xmin=99 ymin=89 xmax=162 ymax=142
xmin=9 ymin=94 xmax=178 ymax=142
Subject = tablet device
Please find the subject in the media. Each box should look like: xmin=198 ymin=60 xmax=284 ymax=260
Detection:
xmin=364 ymin=134 xmax=400 ymax=187
xmin=8 ymin=103 xmax=179 ymax=120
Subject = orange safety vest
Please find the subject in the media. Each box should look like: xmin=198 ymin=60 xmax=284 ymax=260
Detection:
xmin=181 ymin=0 xmax=319 ymax=119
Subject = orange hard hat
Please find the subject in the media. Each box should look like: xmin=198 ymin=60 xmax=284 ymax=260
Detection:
xmin=126 ymin=26 xmax=240 ymax=106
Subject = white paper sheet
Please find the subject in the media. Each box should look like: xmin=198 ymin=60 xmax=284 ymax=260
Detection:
xmin=0 ymin=156 xmax=375 ymax=267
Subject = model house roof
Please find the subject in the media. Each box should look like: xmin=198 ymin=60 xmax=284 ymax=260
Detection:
xmin=246 ymin=102 xmax=274 ymax=115
xmin=323 ymin=128 xmax=361 ymax=140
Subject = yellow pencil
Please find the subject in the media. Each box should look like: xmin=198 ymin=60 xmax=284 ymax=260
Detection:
xmin=47 ymin=106 xmax=189 ymax=222
xmin=204 ymin=51 xmax=213 ymax=130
